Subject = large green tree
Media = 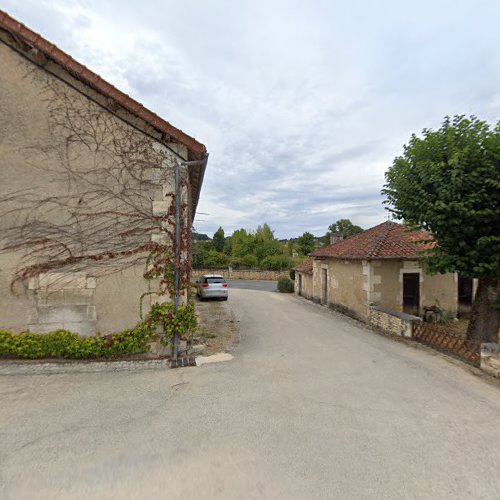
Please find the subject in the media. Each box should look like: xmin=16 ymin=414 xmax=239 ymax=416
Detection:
xmin=296 ymin=231 xmax=316 ymax=256
xmin=213 ymin=226 xmax=225 ymax=252
xmin=254 ymin=223 xmax=281 ymax=261
xmin=328 ymin=219 xmax=363 ymax=239
xmin=383 ymin=115 xmax=500 ymax=342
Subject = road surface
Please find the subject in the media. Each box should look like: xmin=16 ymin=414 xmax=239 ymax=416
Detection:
xmin=2 ymin=289 xmax=500 ymax=499
xmin=227 ymin=279 xmax=277 ymax=292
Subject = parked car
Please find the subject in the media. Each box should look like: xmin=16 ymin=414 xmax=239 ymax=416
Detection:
xmin=196 ymin=274 xmax=229 ymax=301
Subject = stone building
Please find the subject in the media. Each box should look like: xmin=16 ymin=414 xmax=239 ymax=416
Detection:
xmin=293 ymin=260 xmax=313 ymax=300
xmin=0 ymin=10 xmax=207 ymax=335
xmin=295 ymin=221 xmax=473 ymax=321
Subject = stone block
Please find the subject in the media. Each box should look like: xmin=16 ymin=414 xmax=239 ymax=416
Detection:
xmin=36 ymin=305 xmax=96 ymax=324
xmin=36 ymin=289 xmax=94 ymax=306
xmin=63 ymin=321 xmax=96 ymax=336
xmin=481 ymin=343 xmax=500 ymax=377
xmin=27 ymin=277 xmax=39 ymax=290
xmin=28 ymin=323 xmax=64 ymax=333
xmin=38 ymin=272 xmax=88 ymax=290
xmin=152 ymin=200 xmax=170 ymax=215
xmin=151 ymin=233 xmax=169 ymax=244
xmin=86 ymin=277 xmax=97 ymax=289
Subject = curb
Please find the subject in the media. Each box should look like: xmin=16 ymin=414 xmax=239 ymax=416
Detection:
xmin=0 ymin=358 xmax=170 ymax=376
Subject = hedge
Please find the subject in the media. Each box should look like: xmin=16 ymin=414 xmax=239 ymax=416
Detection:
xmin=0 ymin=302 xmax=197 ymax=360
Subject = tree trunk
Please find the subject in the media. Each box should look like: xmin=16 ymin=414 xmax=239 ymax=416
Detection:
xmin=466 ymin=277 xmax=500 ymax=343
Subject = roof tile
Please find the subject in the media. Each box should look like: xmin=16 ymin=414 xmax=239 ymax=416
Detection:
xmin=310 ymin=221 xmax=434 ymax=260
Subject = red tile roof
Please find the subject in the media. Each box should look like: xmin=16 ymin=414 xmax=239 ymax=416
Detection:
xmin=0 ymin=9 xmax=207 ymax=161
xmin=294 ymin=260 xmax=313 ymax=274
xmin=310 ymin=221 xmax=434 ymax=260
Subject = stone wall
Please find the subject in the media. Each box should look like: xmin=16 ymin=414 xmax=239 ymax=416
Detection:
xmin=0 ymin=41 xmax=189 ymax=336
xmin=368 ymin=305 xmax=421 ymax=338
xmin=193 ymin=269 xmax=286 ymax=281
xmin=480 ymin=343 xmax=500 ymax=377
xmin=295 ymin=272 xmax=313 ymax=299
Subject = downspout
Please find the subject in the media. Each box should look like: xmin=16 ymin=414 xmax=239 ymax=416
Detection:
xmin=173 ymin=153 xmax=209 ymax=360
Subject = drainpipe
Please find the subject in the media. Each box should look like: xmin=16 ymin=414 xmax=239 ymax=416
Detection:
xmin=172 ymin=153 xmax=209 ymax=360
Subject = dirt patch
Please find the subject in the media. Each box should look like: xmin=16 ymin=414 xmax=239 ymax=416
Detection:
xmin=193 ymin=298 xmax=238 ymax=356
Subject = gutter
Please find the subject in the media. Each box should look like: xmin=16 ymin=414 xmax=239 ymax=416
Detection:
xmin=181 ymin=153 xmax=209 ymax=220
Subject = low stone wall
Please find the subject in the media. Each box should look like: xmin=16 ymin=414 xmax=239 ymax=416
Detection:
xmin=369 ymin=305 xmax=421 ymax=338
xmin=480 ymin=343 xmax=500 ymax=377
xmin=193 ymin=269 xmax=286 ymax=281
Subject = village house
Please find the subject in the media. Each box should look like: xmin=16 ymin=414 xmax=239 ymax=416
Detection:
xmin=295 ymin=221 xmax=474 ymax=322
xmin=0 ymin=10 xmax=207 ymax=335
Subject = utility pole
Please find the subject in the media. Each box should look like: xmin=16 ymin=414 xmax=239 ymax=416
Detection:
xmin=173 ymin=159 xmax=181 ymax=360
xmin=171 ymin=153 xmax=208 ymax=364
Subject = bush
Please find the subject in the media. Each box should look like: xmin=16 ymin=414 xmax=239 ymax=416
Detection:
xmin=0 ymin=328 xmax=152 ymax=359
xmin=0 ymin=302 xmax=197 ymax=359
xmin=289 ymin=270 xmax=296 ymax=280
xmin=230 ymin=254 xmax=258 ymax=269
xmin=260 ymin=255 xmax=292 ymax=271
xmin=277 ymin=276 xmax=294 ymax=293
xmin=202 ymin=250 xmax=229 ymax=268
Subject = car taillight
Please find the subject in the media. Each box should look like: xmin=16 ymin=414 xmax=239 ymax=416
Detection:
xmin=222 ymin=283 xmax=228 ymax=287
xmin=202 ymin=284 xmax=209 ymax=288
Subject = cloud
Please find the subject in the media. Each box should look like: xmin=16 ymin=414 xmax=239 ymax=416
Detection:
xmin=3 ymin=0 xmax=500 ymax=238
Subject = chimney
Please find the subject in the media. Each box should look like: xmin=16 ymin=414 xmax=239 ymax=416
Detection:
xmin=330 ymin=232 xmax=343 ymax=245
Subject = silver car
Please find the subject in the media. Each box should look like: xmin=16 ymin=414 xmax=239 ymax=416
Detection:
xmin=196 ymin=274 xmax=229 ymax=301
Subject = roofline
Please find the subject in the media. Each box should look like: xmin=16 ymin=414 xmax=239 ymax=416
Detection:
xmin=0 ymin=9 xmax=208 ymax=216
xmin=311 ymin=255 xmax=423 ymax=261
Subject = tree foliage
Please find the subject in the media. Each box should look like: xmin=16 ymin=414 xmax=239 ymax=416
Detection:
xmin=296 ymin=232 xmax=316 ymax=256
xmin=213 ymin=227 xmax=225 ymax=252
xmin=383 ymin=115 xmax=500 ymax=341
xmin=192 ymin=223 xmax=292 ymax=270
xmin=328 ymin=219 xmax=363 ymax=239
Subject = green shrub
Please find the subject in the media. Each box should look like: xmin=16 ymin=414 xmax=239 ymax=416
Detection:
xmin=230 ymin=254 xmax=258 ymax=269
xmin=260 ymin=255 xmax=292 ymax=271
xmin=277 ymin=276 xmax=294 ymax=293
xmin=289 ymin=270 xmax=296 ymax=280
xmin=202 ymin=250 xmax=229 ymax=268
xmin=0 ymin=302 xmax=197 ymax=360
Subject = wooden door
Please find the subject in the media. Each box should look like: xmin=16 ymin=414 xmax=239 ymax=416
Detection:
xmin=322 ymin=268 xmax=328 ymax=305
xmin=403 ymin=273 xmax=420 ymax=315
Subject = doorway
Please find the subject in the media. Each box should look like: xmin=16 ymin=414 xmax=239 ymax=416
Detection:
xmin=403 ymin=273 xmax=420 ymax=315
xmin=458 ymin=276 xmax=473 ymax=318
xmin=322 ymin=268 xmax=328 ymax=305
xmin=298 ymin=274 xmax=302 ymax=296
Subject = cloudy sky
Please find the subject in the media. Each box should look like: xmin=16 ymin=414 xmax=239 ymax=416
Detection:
xmin=3 ymin=0 xmax=500 ymax=238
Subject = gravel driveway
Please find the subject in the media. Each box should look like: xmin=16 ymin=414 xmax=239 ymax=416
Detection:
xmin=2 ymin=288 xmax=500 ymax=499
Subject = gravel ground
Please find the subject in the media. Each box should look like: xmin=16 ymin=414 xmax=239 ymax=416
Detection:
xmin=193 ymin=296 xmax=237 ymax=355
xmin=2 ymin=288 xmax=500 ymax=499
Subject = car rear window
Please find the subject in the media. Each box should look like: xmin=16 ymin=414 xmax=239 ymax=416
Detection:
xmin=206 ymin=278 xmax=225 ymax=284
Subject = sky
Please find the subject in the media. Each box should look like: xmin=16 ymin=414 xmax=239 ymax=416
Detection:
xmin=3 ymin=0 xmax=500 ymax=238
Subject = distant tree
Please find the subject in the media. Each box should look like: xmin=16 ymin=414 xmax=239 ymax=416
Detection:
xmin=260 ymin=255 xmax=292 ymax=271
xmin=223 ymin=236 xmax=232 ymax=256
xmin=296 ymin=232 xmax=315 ymax=256
xmin=254 ymin=223 xmax=281 ymax=261
xmin=203 ymin=249 xmax=229 ymax=268
xmin=282 ymin=241 xmax=294 ymax=257
xmin=231 ymin=228 xmax=255 ymax=257
xmin=192 ymin=232 xmax=210 ymax=241
xmin=230 ymin=254 xmax=258 ymax=269
xmin=192 ymin=240 xmax=213 ymax=268
xmin=328 ymin=219 xmax=363 ymax=239
xmin=383 ymin=115 xmax=500 ymax=342
xmin=213 ymin=227 xmax=225 ymax=252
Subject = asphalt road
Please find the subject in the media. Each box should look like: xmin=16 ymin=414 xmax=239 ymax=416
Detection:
xmin=227 ymin=279 xmax=277 ymax=292
xmin=2 ymin=289 xmax=500 ymax=499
